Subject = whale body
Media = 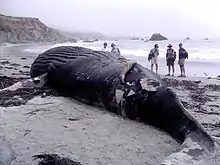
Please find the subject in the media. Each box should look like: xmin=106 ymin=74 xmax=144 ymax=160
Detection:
xmin=30 ymin=46 xmax=219 ymax=165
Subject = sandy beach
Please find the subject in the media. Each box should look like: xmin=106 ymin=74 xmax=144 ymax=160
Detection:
xmin=124 ymin=54 xmax=220 ymax=78
xmin=0 ymin=44 xmax=220 ymax=165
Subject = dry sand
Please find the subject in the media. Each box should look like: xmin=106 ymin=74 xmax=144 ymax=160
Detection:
xmin=0 ymin=44 xmax=220 ymax=165
xmin=0 ymin=96 xmax=179 ymax=165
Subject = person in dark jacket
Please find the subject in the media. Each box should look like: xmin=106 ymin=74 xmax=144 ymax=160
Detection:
xmin=166 ymin=44 xmax=176 ymax=76
xmin=178 ymin=43 xmax=188 ymax=77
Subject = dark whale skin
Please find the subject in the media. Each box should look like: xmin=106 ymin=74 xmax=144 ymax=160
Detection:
xmin=30 ymin=46 xmax=214 ymax=146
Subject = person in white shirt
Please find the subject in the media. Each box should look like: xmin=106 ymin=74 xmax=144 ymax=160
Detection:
xmin=111 ymin=43 xmax=121 ymax=58
xmin=148 ymin=44 xmax=159 ymax=73
xmin=101 ymin=42 xmax=109 ymax=52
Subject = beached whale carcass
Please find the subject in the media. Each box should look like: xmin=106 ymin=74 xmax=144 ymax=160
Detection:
xmin=30 ymin=46 xmax=219 ymax=164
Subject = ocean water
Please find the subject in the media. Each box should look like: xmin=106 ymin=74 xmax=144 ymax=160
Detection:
xmin=23 ymin=39 xmax=220 ymax=77
xmin=24 ymin=39 xmax=220 ymax=60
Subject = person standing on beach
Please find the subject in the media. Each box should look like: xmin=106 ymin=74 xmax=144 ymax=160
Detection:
xmin=178 ymin=43 xmax=188 ymax=77
xmin=101 ymin=42 xmax=109 ymax=52
xmin=148 ymin=44 xmax=159 ymax=73
xmin=111 ymin=43 xmax=121 ymax=58
xmin=166 ymin=44 xmax=176 ymax=76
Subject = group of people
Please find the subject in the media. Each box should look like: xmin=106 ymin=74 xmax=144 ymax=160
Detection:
xmin=100 ymin=42 xmax=188 ymax=77
xmin=148 ymin=43 xmax=188 ymax=77
xmin=101 ymin=42 xmax=121 ymax=58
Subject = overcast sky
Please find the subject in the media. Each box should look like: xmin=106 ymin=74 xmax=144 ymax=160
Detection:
xmin=1 ymin=0 xmax=220 ymax=39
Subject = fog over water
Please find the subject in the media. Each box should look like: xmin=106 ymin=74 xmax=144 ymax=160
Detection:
xmin=1 ymin=0 xmax=220 ymax=39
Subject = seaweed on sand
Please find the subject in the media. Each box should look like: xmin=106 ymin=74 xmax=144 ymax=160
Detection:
xmin=0 ymin=76 xmax=28 ymax=89
xmin=0 ymin=87 xmax=59 ymax=107
xmin=33 ymin=154 xmax=82 ymax=165
xmin=0 ymin=76 xmax=60 ymax=107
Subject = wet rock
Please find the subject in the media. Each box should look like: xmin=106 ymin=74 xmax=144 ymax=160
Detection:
xmin=149 ymin=33 xmax=168 ymax=41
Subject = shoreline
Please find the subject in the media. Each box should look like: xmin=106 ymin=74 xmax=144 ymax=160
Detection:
xmin=1 ymin=42 xmax=220 ymax=78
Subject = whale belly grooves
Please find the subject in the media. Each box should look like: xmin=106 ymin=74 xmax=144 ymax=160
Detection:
xmin=30 ymin=46 xmax=118 ymax=78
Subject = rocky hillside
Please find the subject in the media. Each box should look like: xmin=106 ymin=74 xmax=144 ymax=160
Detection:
xmin=0 ymin=14 xmax=76 ymax=43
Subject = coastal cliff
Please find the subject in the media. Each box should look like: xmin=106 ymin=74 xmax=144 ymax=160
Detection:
xmin=0 ymin=14 xmax=76 ymax=43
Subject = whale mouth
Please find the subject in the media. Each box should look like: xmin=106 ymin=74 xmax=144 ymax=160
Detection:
xmin=156 ymin=96 xmax=220 ymax=165
xmin=121 ymin=65 xmax=220 ymax=164
xmin=159 ymin=131 xmax=219 ymax=165
xmin=114 ymin=63 xmax=220 ymax=164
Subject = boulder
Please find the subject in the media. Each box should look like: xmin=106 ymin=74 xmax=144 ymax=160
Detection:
xmin=149 ymin=33 xmax=167 ymax=41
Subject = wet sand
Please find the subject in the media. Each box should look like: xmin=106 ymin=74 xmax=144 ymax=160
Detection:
xmin=124 ymin=54 xmax=220 ymax=78
xmin=0 ymin=44 xmax=220 ymax=165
